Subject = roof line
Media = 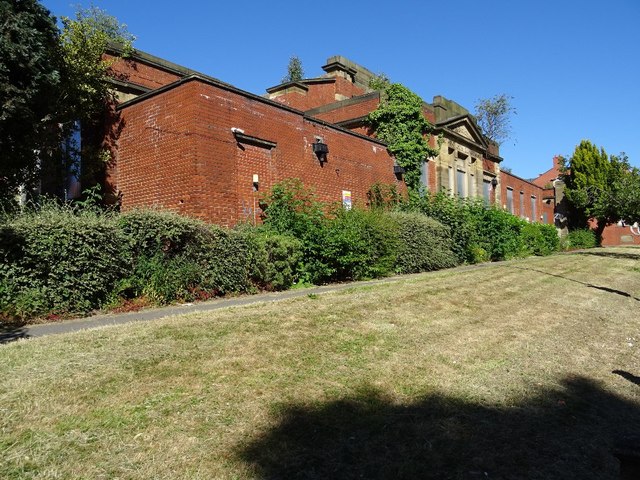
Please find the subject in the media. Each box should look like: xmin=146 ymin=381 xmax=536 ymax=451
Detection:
xmin=116 ymin=75 xmax=389 ymax=147
xmin=501 ymin=169 xmax=546 ymax=189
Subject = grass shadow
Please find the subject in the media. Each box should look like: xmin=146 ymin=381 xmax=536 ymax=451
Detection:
xmin=239 ymin=376 xmax=639 ymax=479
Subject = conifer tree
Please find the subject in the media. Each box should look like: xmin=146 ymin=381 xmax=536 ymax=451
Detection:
xmin=282 ymin=56 xmax=304 ymax=83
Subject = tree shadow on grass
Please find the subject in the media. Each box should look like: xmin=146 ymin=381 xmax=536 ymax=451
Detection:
xmin=577 ymin=251 xmax=640 ymax=261
xmin=238 ymin=376 xmax=640 ymax=479
xmin=0 ymin=323 xmax=29 ymax=344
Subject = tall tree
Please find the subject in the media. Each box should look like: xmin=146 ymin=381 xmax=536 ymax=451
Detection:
xmin=0 ymin=0 xmax=63 ymax=201
xmin=607 ymin=153 xmax=640 ymax=225
xmin=59 ymin=5 xmax=135 ymax=121
xmin=474 ymin=94 xmax=516 ymax=146
xmin=53 ymin=6 xmax=135 ymax=194
xmin=561 ymin=140 xmax=633 ymax=240
xmin=282 ymin=55 xmax=304 ymax=83
xmin=0 ymin=2 xmax=135 ymax=203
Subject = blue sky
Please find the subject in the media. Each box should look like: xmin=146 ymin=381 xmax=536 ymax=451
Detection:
xmin=42 ymin=0 xmax=640 ymax=179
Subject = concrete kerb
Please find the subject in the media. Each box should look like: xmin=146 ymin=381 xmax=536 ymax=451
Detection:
xmin=1 ymin=261 xmax=502 ymax=343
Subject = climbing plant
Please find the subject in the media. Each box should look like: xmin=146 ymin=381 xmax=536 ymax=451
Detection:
xmin=367 ymin=83 xmax=438 ymax=190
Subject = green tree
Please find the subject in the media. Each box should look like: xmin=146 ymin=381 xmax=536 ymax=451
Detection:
xmin=53 ymin=6 xmax=135 ymax=194
xmin=0 ymin=2 xmax=134 ymax=203
xmin=474 ymin=94 xmax=516 ymax=146
xmin=282 ymin=55 xmax=304 ymax=83
xmin=367 ymin=83 xmax=438 ymax=190
xmin=0 ymin=0 xmax=63 ymax=201
xmin=561 ymin=140 xmax=623 ymax=240
xmin=59 ymin=5 xmax=134 ymax=120
xmin=608 ymin=154 xmax=640 ymax=225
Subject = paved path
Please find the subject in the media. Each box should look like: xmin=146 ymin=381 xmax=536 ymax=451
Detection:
xmin=0 ymin=262 xmax=499 ymax=344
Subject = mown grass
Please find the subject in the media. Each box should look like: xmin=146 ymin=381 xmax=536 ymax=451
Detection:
xmin=1 ymin=248 xmax=639 ymax=479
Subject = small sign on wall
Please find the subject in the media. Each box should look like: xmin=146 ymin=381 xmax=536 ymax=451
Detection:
xmin=342 ymin=190 xmax=352 ymax=210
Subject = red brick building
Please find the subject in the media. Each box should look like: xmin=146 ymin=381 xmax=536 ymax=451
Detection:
xmin=104 ymin=51 xmax=402 ymax=225
xmin=94 ymin=47 xmax=637 ymax=244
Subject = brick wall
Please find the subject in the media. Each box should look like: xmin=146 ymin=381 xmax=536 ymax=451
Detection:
xmin=499 ymin=170 xmax=553 ymax=224
xmin=269 ymin=77 xmax=368 ymax=112
xmin=106 ymin=53 xmax=182 ymax=90
xmin=116 ymin=78 xmax=402 ymax=226
xmin=589 ymin=220 xmax=640 ymax=246
xmin=115 ymin=80 xmax=200 ymax=218
xmin=310 ymin=95 xmax=381 ymax=124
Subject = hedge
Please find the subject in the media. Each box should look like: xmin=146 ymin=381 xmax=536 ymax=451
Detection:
xmin=391 ymin=211 xmax=459 ymax=273
xmin=0 ymin=206 xmax=129 ymax=319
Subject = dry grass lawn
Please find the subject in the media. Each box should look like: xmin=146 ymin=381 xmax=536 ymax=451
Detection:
xmin=1 ymin=247 xmax=639 ymax=479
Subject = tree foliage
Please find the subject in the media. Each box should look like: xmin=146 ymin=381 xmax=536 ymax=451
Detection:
xmin=282 ymin=55 xmax=304 ymax=83
xmin=368 ymin=72 xmax=390 ymax=91
xmin=367 ymin=83 xmax=438 ymax=190
xmin=0 ymin=2 xmax=134 ymax=203
xmin=562 ymin=140 xmax=640 ymax=238
xmin=608 ymin=154 xmax=640 ymax=225
xmin=59 ymin=5 xmax=134 ymax=119
xmin=0 ymin=0 xmax=63 ymax=200
xmin=474 ymin=94 xmax=516 ymax=146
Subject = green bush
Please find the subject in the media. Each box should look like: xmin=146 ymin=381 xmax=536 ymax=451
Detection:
xmin=407 ymin=191 xmax=483 ymax=264
xmin=476 ymin=208 xmax=529 ymax=260
xmin=391 ymin=211 xmax=458 ymax=273
xmin=242 ymin=226 xmax=303 ymax=291
xmin=0 ymin=205 xmax=130 ymax=320
xmin=117 ymin=210 xmax=251 ymax=303
xmin=309 ymin=208 xmax=399 ymax=283
xmin=561 ymin=228 xmax=597 ymax=250
xmin=521 ymin=223 xmax=559 ymax=256
xmin=259 ymin=178 xmax=325 ymax=239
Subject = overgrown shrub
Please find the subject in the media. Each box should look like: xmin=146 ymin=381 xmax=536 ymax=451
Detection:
xmin=117 ymin=210 xmax=251 ymax=303
xmin=521 ymin=222 xmax=560 ymax=256
xmin=0 ymin=205 xmax=129 ymax=320
xmin=310 ymin=208 xmax=399 ymax=283
xmin=259 ymin=178 xmax=325 ymax=239
xmin=391 ymin=212 xmax=458 ymax=273
xmin=407 ymin=192 xmax=483 ymax=263
xmin=241 ymin=226 xmax=303 ymax=291
xmin=476 ymin=207 xmax=529 ymax=261
xmin=561 ymin=228 xmax=597 ymax=250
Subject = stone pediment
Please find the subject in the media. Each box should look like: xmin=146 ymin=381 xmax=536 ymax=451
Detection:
xmin=436 ymin=114 xmax=487 ymax=150
xmin=453 ymin=124 xmax=474 ymax=141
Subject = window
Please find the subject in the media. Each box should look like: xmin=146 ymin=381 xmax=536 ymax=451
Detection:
xmin=421 ymin=160 xmax=429 ymax=190
xmin=448 ymin=166 xmax=454 ymax=195
xmin=483 ymin=180 xmax=491 ymax=206
xmin=506 ymin=188 xmax=514 ymax=213
xmin=456 ymin=170 xmax=465 ymax=197
xmin=531 ymin=196 xmax=537 ymax=221
xmin=519 ymin=191 xmax=525 ymax=218
xmin=64 ymin=121 xmax=82 ymax=200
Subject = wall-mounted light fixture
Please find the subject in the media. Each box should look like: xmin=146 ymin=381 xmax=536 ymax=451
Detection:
xmin=252 ymin=174 xmax=259 ymax=191
xmin=313 ymin=138 xmax=329 ymax=164
xmin=491 ymin=177 xmax=499 ymax=188
xmin=393 ymin=165 xmax=405 ymax=179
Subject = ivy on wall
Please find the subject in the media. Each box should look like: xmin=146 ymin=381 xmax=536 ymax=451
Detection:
xmin=367 ymin=84 xmax=439 ymax=190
